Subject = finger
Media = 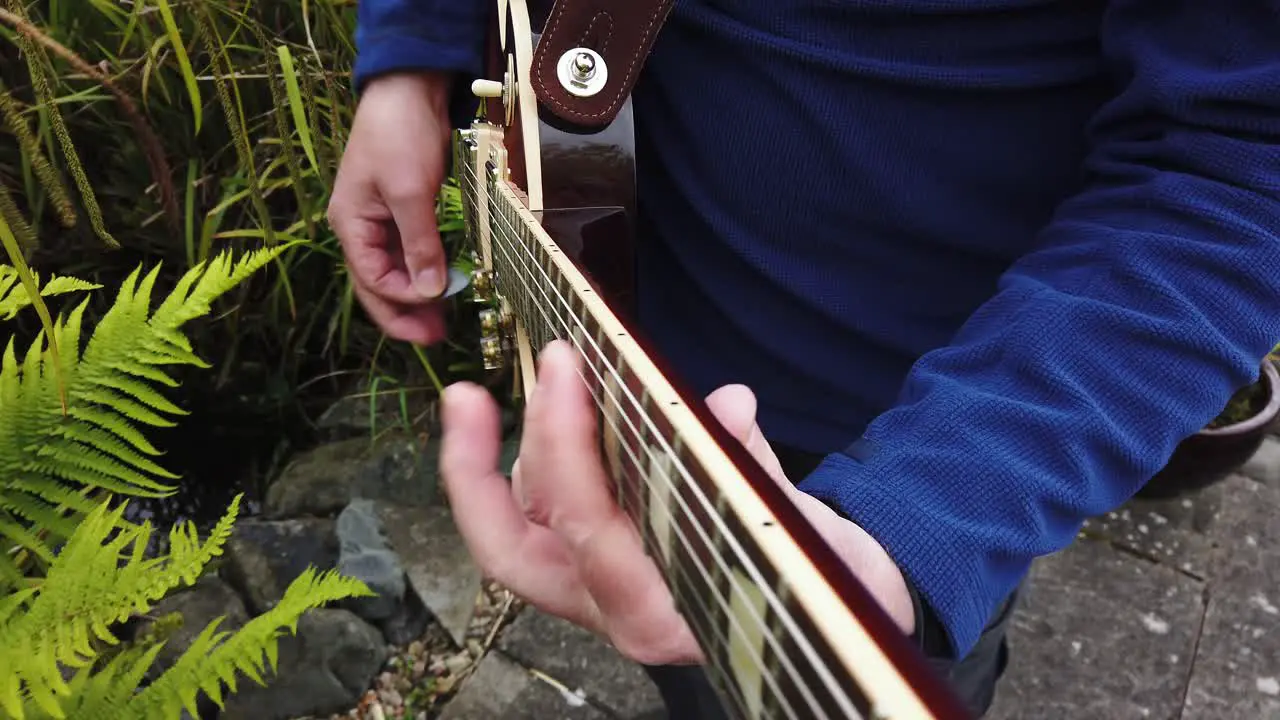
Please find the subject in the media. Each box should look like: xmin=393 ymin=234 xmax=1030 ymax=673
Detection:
xmin=439 ymin=382 xmax=534 ymax=570
xmin=704 ymin=384 xmax=789 ymax=483
xmin=441 ymin=382 xmax=601 ymax=623
xmin=351 ymin=280 xmax=447 ymax=346
xmin=328 ymin=195 xmax=423 ymax=306
xmin=383 ymin=180 xmax=448 ymax=299
xmin=519 ymin=341 xmax=624 ymax=544
xmin=520 ymin=342 xmax=699 ymax=661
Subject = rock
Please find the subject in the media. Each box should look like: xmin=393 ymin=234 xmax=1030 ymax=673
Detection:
xmin=316 ymin=390 xmax=439 ymax=442
xmin=264 ymin=431 xmax=441 ymax=518
xmin=498 ymin=609 xmax=665 ymax=718
xmin=219 ymin=609 xmax=390 ymax=720
xmin=135 ymin=575 xmax=249 ymax=677
xmin=223 ymin=518 xmax=338 ymax=615
xmin=336 ymin=500 xmax=406 ymax=622
xmin=377 ymin=586 xmax=432 ymax=646
xmin=375 ymin=503 xmax=485 ymax=647
xmin=437 ymin=652 xmax=608 ymax=720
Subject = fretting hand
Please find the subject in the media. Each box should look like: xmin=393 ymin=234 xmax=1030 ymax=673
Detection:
xmin=438 ymin=340 xmax=916 ymax=665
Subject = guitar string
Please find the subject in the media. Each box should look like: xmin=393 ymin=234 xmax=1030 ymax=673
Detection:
xmin=454 ymin=163 xmax=823 ymax=720
xmin=476 ymin=194 xmax=807 ymax=720
xmin=457 ymin=164 xmax=803 ymax=720
xmin=457 ymin=161 xmax=862 ymax=719
xmin=458 ymin=158 xmax=865 ymax=720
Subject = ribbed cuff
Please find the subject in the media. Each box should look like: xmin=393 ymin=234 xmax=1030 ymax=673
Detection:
xmin=353 ymin=33 xmax=485 ymax=128
xmin=796 ymin=451 xmax=985 ymax=658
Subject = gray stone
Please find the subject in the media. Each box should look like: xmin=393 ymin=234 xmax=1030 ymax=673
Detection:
xmin=222 ymin=518 xmax=338 ymax=615
xmin=1242 ymin=436 xmax=1280 ymax=486
xmin=375 ymin=502 xmax=485 ymax=647
xmin=336 ymin=500 xmax=406 ymax=621
xmin=438 ymin=652 xmax=608 ymax=720
xmin=137 ymin=575 xmax=249 ymax=677
xmin=1183 ymin=476 xmax=1280 ymax=719
xmin=316 ymin=388 xmax=438 ymax=442
xmin=498 ymin=609 xmax=665 ymax=718
xmin=263 ymin=431 xmax=441 ymax=518
xmin=1082 ymin=484 xmax=1223 ymax=579
xmin=987 ymin=538 xmax=1204 ymax=720
xmin=219 ymin=609 xmax=389 ymax=720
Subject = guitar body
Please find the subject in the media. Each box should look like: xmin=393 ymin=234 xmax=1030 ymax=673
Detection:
xmin=453 ymin=2 xmax=971 ymax=718
xmin=477 ymin=0 xmax=639 ymax=317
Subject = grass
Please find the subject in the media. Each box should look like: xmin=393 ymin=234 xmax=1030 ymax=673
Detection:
xmin=0 ymin=0 xmax=486 ymax=527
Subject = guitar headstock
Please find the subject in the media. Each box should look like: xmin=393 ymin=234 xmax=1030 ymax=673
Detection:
xmin=450 ymin=0 xmax=545 ymax=391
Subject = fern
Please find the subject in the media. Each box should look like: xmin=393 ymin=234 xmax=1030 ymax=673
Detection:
xmin=0 ymin=247 xmax=286 ymax=583
xmin=0 ymin=495 xmax=373 ymax=719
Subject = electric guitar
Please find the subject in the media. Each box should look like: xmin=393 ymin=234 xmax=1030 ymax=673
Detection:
xmin=453 ymin=2 xmax=972 ymax=718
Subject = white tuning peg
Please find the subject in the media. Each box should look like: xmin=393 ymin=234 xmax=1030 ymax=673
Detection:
xmin=471 ymin=79 xmax=503 ymax=98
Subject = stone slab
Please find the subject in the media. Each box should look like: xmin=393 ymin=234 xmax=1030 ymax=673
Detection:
xmin=376 ymin=502 xmax=485 ymax=648
xmin=498 ymin=608 xmax=666 ymax=718
xmin=1081 ymin=484 xmax=1223 ymax=580
xmin=438 ymin=651 xmax=609 ymax=720
xmin=1182 ymin=476 xmax=1280 ymax=719
xmin=1241 ymin=436 xmax=1280 ymax=487
xmin=987 ymin=538 xmax=1204 ymax=720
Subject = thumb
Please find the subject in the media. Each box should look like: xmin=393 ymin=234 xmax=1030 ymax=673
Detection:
xmin=704 ymin=385 xmax=788 ymax=483
xmin=386 ymin=189 xmax=448 ymax=298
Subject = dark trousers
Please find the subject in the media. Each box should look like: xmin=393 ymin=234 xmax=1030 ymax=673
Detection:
xmin=642 ymin=445 xmax=1018 ymax=719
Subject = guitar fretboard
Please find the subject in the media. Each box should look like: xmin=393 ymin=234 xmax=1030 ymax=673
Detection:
xmin=455 ymin=128 xmax=939 ymax=720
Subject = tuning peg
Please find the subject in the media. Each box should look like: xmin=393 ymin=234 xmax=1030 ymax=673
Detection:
xmin=471 ymin=79 xmax=503 ymax=98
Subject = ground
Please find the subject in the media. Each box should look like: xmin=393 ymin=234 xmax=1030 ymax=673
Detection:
xmin=432 ymin=436 xmax=1280 ymax=720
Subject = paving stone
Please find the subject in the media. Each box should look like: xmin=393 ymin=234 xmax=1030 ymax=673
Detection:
xmin=1082 ymin=484 xmax=1224 ymax=580
xmin=1182 ymin=476 xmax=1280 ymax=720
xmin=438 ymin=651 xmax=609 ymax=720
xmin=987 ymin=538 xmax=1204 ymax=720
xmin=498 ymin=608 xmax=666 ymax=718
xmin=1241 ymin=436 xmax=1280 ymax=486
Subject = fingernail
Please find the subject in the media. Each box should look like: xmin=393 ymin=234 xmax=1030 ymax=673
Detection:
xmin=416 ymin=267 xmax=445 ymax=297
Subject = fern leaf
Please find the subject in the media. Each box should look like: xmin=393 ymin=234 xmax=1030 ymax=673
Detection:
xmin=0 ymin=249 xmax=283 ymax=573
xmin=129 ymin=567 xmax=373 ymax=717
xmin=0 ymin=268 xmax=101 ymax=321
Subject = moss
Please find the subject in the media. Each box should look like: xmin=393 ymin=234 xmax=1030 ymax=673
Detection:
xmin=1207 ymin=379 xmax=1269 ymax=429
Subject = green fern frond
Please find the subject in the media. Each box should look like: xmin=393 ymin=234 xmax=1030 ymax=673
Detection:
xmin=0 ymin=495 xmax=370 ymax=720
xmin=0 ymin=248 xmax=284 ymax=582
xmin=0 ymin=266 xmax=101 ymax=321
xmin=130 ymin=567 xmax=374 ymax=718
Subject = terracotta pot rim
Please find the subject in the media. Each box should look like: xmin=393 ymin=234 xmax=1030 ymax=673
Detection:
xmin=1199 ymin=360 xmax=1280 ymax=437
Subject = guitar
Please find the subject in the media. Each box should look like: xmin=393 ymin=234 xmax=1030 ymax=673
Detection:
xmin=453 ymin=2 xmax=971 ymax=718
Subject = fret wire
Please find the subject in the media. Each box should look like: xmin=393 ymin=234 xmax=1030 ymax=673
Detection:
xmin=465 ymin=167 xmax=841 ymax=719
xmin=461 ymin=158 xmax=879 ymax=719
xmin=462 ymin=159 xmax=832 ymax=694
xmin=466 ymin=167 xmax=802 ymax=710
xmin=472 ymin=211 xmax=848 ymax=720
xmin=482 ymin=232 xmax=787 ymax=719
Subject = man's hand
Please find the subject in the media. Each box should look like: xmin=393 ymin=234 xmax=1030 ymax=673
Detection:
xmin=439 ymin=340 xmax=916 ymax=666
xmin=328 ymin=71 xmax=455 ymax=346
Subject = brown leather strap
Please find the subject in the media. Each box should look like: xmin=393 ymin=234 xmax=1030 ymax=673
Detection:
xmin=529 ymin=0 xmax=675 ymax=129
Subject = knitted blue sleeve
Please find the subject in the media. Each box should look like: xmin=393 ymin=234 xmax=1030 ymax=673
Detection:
xmin=352 ymin=0 xmax=488 ymax=127
xmin=798 ymin=0 xmax=1280 ymax=659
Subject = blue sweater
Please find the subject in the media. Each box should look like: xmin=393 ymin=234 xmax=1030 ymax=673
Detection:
xmin=354 ymin=0 xmax=1280 ymax=659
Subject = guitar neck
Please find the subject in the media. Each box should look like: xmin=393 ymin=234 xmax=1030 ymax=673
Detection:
xmin=455 ymin=128 xmax=942 ymax=720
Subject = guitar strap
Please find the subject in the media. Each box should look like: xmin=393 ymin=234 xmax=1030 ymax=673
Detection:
xmin=528 ymin=0 xmax=676 ymax=129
